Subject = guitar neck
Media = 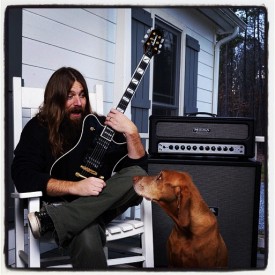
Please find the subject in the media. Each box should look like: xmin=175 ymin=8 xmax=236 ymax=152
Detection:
xmin=116 ymin=53 xmax=152 ymax=114
xmin=102 ymin=28 xmax=163 ymax=141
xmin=101 ymin=53 xmax=151 ymax=141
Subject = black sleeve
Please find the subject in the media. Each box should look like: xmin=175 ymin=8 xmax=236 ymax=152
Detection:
xmin=11 ymin=118 xmax=53 ymax=194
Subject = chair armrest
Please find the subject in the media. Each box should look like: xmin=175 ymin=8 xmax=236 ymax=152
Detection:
xmin=11 ymin=190 xmax=43 ymax=267
xmin=11 ymin=191 xmax=43 ymax=199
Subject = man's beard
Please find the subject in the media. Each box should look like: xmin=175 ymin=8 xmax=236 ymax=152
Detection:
xmin=60 ymin=108 xmax=85 ymax=152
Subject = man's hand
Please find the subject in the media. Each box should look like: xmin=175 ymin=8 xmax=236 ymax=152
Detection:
xmin=105 ymin=108 xmax=138 ymax=135
xmin=46 ymin=177 xmax=106 ymax=197
xmin=104 ymin=108 xmax=145 ymax=159
xmin=70 ymin=177 xmax=106 ymax=196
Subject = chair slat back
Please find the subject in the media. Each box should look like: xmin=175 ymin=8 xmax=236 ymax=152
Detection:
xmin=13 ymin=77 xmax=44 ymax=149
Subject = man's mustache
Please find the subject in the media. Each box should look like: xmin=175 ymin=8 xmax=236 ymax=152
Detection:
xmin=69 ymin=107 xmax=84 ymax=114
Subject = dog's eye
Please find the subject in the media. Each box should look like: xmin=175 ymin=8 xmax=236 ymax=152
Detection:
xmin=156 ymin=173 xmax=162 ymax=181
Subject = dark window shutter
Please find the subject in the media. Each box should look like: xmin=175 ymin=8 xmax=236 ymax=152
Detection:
xmin=131 ymin=8 xmax=152 ymax=133
xmin=184 ymin=35 xmax=200 ymax=114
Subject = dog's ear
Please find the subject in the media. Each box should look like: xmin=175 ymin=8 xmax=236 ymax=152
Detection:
xmin=175 ymin=185 xmax=191 ymax=228
xmin=178 ymin=171 xmax=193 ymax=182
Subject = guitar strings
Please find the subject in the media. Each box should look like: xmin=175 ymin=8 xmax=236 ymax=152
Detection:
xmin=82 ymin=136 xmax=110 ymax=176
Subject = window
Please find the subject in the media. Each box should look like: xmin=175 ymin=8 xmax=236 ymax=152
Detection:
xmin=152 ymin=20 xmax=181 ymax=116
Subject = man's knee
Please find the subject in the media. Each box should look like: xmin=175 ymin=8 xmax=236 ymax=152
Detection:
xmin=119 ymin=165 xmax=148 ymax=176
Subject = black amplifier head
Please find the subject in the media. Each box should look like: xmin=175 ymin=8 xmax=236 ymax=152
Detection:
xmin=149 ymin=115 xmax=255 ymax=158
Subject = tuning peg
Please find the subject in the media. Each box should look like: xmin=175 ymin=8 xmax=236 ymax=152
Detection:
xmin=141 ymin=39 xmax=145 ymax=43
xmin=161 ymin=38 xmax=164 ymax=43
xmin=143 ymin=34 xmax=149 ymax=39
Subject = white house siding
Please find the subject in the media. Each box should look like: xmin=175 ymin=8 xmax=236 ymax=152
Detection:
xmin=22 ymin=8 xmax=118 ymax=116
xmin=147 ymin=7 xmax=217 ymax=114
xmin=22 ymin=7 xmax=218 ymax=117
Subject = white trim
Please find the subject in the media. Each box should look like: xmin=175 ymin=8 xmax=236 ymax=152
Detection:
xmin=114 ymin=9 xmax=132 ymax=119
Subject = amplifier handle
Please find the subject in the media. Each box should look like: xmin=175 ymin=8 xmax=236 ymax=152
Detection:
xmin=185 ymin=112 xmax=217 ymax=117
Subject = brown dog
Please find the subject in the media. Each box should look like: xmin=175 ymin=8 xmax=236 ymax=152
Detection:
xmin=133 ymin=170 xmax=228 ymax=269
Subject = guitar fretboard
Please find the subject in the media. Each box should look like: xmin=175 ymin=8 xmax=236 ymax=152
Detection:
xmin=116 ymin=54 xmax=151 ymax=114
xmin=101 ymin=53 xmax=152 ymax=141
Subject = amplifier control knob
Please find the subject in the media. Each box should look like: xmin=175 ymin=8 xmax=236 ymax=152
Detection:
xmin=223 ymin=146 xmax=228 ymax=151
xmin=229 ymin=147 xmax=234 ymax=151
xmin=175 ymin=145 xmax=179 ymax=150
xmin=193 ymin=146 xmax=197 ymax=150
xmin=181 ymin=145 xmax=185 ymax=150
xmin=187 ymin=145 xmax=191 ymax=150
xmin=199 ymin=146 xmax=204 ymax=150
xmin=211 ymin=146 xmax=216 ymax=151
xmin=169 ymin=145 xmax=173 ymax=150
xmin=217 ymin=146 xmax=222 ymax=151
xmin=205 ymin=146 xmax=210 ymax=151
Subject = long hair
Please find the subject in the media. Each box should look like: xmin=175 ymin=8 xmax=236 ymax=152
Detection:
xmin=37 ymin=67 xmax=92 ymax=158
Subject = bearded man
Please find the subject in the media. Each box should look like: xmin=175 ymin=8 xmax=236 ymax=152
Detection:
xmin=11 ymin=67 xmax=147 ymax=269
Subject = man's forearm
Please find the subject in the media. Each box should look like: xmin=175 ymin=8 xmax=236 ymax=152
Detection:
xmin=46 ymin=178 xmax=75 ymax=196
xmin=124 ymin=131 xmax=146 ymax=159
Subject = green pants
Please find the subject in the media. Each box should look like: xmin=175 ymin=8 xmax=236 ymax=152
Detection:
xmin=46 ymin=166 xmax=147 ymax=268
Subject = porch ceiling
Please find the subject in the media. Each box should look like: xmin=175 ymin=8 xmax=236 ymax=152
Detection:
xmin=198 ymin=8 xmax=247 ymax=34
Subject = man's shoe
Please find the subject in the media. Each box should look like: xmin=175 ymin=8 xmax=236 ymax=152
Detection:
xmin=28 ymin=209 xmax=54 ymax=239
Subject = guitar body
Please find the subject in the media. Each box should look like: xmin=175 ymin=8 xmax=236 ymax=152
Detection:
xmin=50 ymin=114 xmax=127 ymax=181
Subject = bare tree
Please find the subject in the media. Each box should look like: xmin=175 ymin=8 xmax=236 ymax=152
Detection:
xmin=218 ymin=7 xmax=267 ymax=137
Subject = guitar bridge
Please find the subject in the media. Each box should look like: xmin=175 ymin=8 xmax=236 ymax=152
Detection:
xmin=80 ymin=165 xmax=98 ymax=176
xmin=75 ymin=168 xmax=104 ymax=180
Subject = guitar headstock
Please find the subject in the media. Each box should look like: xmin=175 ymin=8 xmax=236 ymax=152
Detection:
xmin=143 ymin=28 xmax=164 ymax=57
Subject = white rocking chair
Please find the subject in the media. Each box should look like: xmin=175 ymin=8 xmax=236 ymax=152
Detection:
xmin=10 ymin=77 xmax=154 ymax=268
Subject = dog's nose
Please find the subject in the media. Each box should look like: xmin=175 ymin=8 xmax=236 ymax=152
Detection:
xmin=133 ymin=176 xmax=141 ymax=183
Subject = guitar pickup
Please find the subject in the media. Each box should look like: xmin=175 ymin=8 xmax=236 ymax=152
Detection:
xmin=75 ymin=166 xmax=104 ymax=180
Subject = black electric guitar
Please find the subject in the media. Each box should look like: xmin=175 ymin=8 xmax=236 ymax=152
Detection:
xmin=50 ymin=28 xmax=164 ymax=181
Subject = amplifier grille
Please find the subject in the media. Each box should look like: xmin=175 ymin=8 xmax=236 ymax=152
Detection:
xmin=149 ymin=158 xmax=261 ymax=269
xmin=156 ymin=122 xmax=249 ymax=139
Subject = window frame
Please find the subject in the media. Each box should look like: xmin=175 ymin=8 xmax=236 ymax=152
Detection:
xmin=152 ymin=19 xmax=181 ymax=116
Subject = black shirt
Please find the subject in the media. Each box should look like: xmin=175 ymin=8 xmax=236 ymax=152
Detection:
xmin=11 ymin=115 xmax=148 ymax=200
